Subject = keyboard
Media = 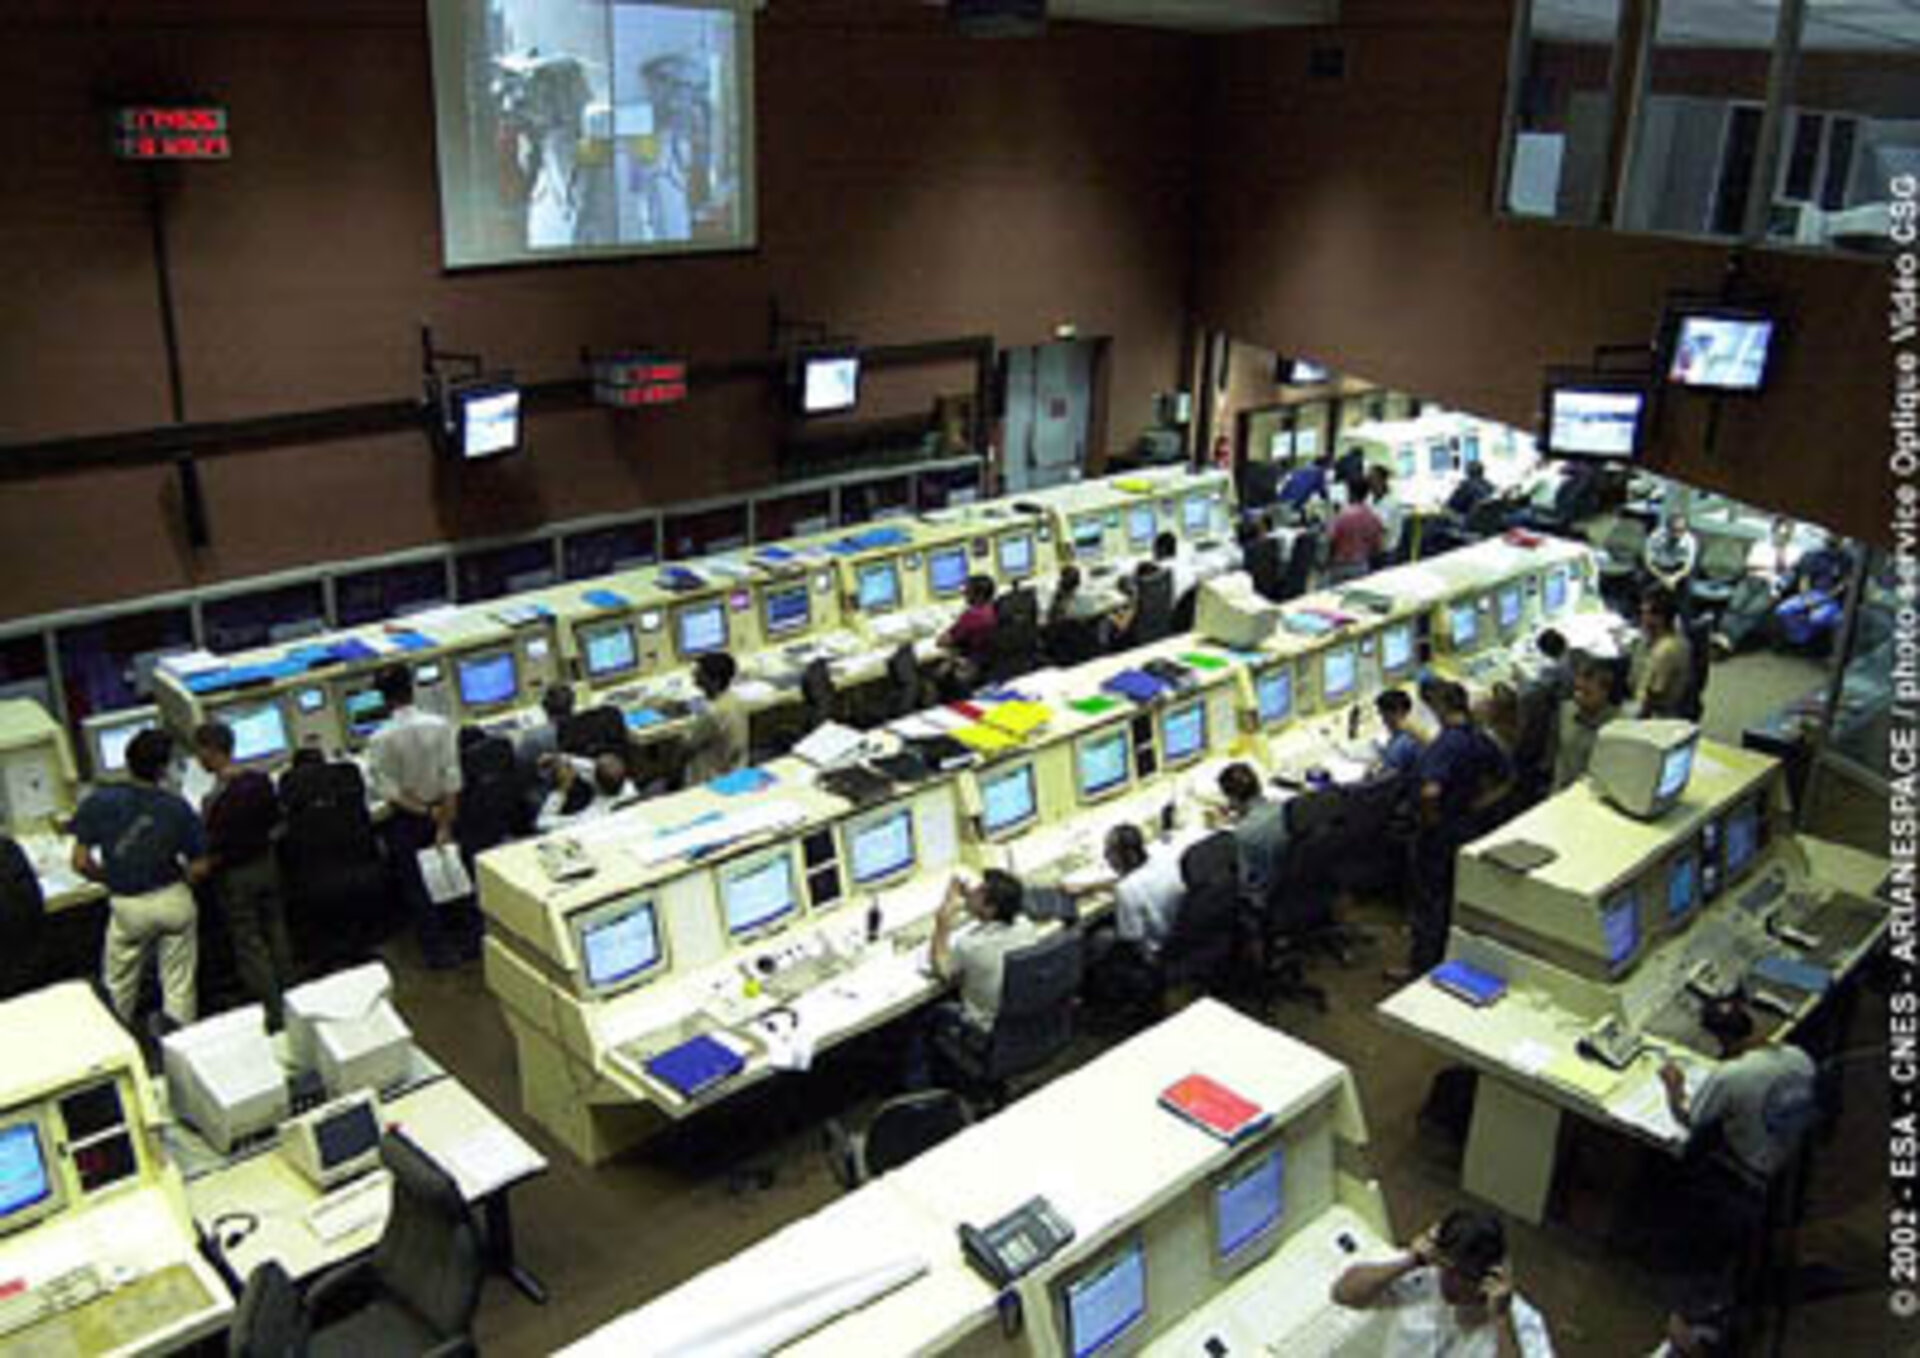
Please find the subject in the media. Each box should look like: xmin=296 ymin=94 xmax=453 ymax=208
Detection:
xmin=305 ymin=1170 xmax=392 ymax=1244
xmin=1739 ymin=870 xmax=1787 ymax=915
xmin=0 ymin=1265 xmax=104 ymax=1337
xmin=1268 ymin=1304 xmax=1368 ymax=1355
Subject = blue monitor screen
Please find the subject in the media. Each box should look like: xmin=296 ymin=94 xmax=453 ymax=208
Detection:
xmin=998 ymin=534 xmax=1035 ymax=578
xmin=677 ymin=602 xmax=728 ymax=657
xmin=1215 ymin=1148 xmax=1285 ymax=1263
xmin=1322 ymin=647 xmax=1357 ymax=704
xmin=227 ymin=702 xmax=289 ymax=763
xmin=1667 ymin=856 xmax=1697 ymax=921
xmin=1450 ymin=602 xmax=1479 ymax=649
xmin=849 ymin=809 xmax=915 ymax=885
xmin=1064 ymin=1241 xmax=1147 ymax=1358
xmin=980 ymin=763 xmax=1038 ymax=837
xmin=1497 ymin=587 xmax=1522 ymax=631
xmin=1657 ymin=743 xmax=1694 ymax=801
xmin=582 ymin=623 xmax=638 ymax=678
xmin=1726 ymin=803 xmax=1759 ymax=875
xmin=929 ymin=548 xmax=969 ymax=596
xmin=1256 ymin=668 xmax=1293 ymax=726
xmin=344 ymin=688 xmax=389 ymax=737
xmin=723 ymin=856 xmax=798 ymax=937
xmin=1428 ymin=443 xmax=1452 ymax=474
xmin=1544 ymin=567 xmax=1569 ymax=613
xmin=457 ymin=652 xmax=518 ymax=708
xmin=1380 ymin=625 xmax=1414 ymax=674
xmin=1183 ymin=494 xmax=1210 ymax=534
xmin=1463 ymin=432 xmax=1482 ymax=465
xmin=0 ymin=1123 xmax=52 ymax=1222
xmin=1395 ymin=446 xmax=1416 ymax=478
xmin=765 ymin=585 xmax=811 ymax=637
xmin=581 ymin=902 xmax=662 ymax=990
xmin=1072 ymin=519 xmax=1104 ymax=555
xmin=1603 ymin=892 xmax=1640 ymax=968
xmin=1162 ymin=703 xmax=1206 ymax=762
xmin=1077 ymin=730 xmax=1130 ymax=800
xmin=1127 ymin=506 xmax=1155 ymax=547
xmin=858 ymin=562 xmax=901 ymax=612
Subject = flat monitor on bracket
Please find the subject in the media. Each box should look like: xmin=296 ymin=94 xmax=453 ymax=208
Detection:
xmin=442 ymin=377 xmax=522 ymax=461
xmin=675 ymin=600 xmax=729 ymax=659
xmin=795 ymin=349 xmax=860 ymax=416
xmin=1542 ymin=371 xmax=1650 ymax=463
xmin=1664 ymin=304 xmax=1777 ymax=394
xmin=1057 ymin=1237 xmax=1149 ymax=1358
xmin=571 ymin=895 xmax=664 ymax=998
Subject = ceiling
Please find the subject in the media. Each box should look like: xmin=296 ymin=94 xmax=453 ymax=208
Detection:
xmin=1533 ymin=0 xmax=1920 ymax=51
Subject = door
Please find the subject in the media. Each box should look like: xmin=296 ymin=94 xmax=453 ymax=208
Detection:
xmin=1002 ymin=340 xmax=1097 ymax=493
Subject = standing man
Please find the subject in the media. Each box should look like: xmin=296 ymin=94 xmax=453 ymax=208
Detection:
xmin=1632 ymin=590 xmax=1695 ymax=719
xmin=1368 ymin=465 xmax=1406 ymax=564
xmin=1552 ymin=657 xmax=1621 ymax=791
xmin=70 ymin=730 xmax=208 ymax=1029
xmin=365 ymin=664 xmax=468 ymax=969
xmin=1330 ymin=1209 xmax=1555 ymax=1356
xmin=683 ymin=651 xmax=750 ymax=784
xmin=1326 ymin=475 xmax=1385 ymax=583
xmin=193 ymin=721 xmax=295 ymax=1028
xmin=1374 ymin=689 xmax=1427 ymax=778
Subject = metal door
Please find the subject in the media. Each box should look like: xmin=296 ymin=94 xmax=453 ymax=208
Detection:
xmin=1003 ymin=340 xmax=1095 ymax=493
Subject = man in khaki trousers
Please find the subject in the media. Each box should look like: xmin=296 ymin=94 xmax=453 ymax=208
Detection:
xmin=70 ymin=729 xmax=209 ymax=1028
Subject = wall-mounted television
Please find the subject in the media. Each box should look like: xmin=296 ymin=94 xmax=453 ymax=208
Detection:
xmin=1542 ymin=372 xmax=1650 ymax=462
xmin=795 ymin=349 xmax=860 ymax=416
xmin=1664 ymin=305 xmax=1778 ymax=394
xmin=444 ymin=378 xmax=522 ymax=461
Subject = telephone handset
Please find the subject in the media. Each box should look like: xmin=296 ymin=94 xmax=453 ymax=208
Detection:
xmin=958 ymin=1196 xmax=1074 ymax=1288
xmin=1577 ymin=1015 xmax=1643 ymax=1071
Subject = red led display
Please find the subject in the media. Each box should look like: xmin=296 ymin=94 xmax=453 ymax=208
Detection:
xmin=591 ymin=354 xmax=689 ymax=408
xmin=113 ymin=106 xmax=230 ymax=161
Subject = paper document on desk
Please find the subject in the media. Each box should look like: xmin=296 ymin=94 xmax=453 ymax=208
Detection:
xmin=732 ymin=679 xmax=779 ymax=705
xmin=1611 ymin=1060 xmax=1706 ymax=1140
xmin=440 ymin=1125 xmax=535 ymax=1196
xmin=417 ymin=845 xmax=473 ymax=905
xmin=794 ymin=722 xmax=867 ymax=770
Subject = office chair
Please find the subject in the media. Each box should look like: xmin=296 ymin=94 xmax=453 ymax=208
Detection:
xmin=1169 ymin=586 xmax=1198 ymax=634
xmin=278 ymin=760 xmax=388 ymax=967
xmin=1275 ymin=531 xmax=1317 ymax=603
xmin=455 ymin=735 xmax=523 ymax=862
xmin=1238 ymin=461 xmax=1281 ymax=514
xmin=933 ymin=930 xmax=1084 ymax=1112
xmin=821 ymin=1090 xmax=971 ymax=1189
xmin=985 ymin=589 xmax=1041 ymax=684
xmin=1152 ymin=832 xmax=1242 ymax=1008
xmin=304 ymin=1132 xmax=483 ymax=1358
xmin=1686 ymin=535 xmax=1749 ymax=620
xmin=0 ymin=837 xmax=46 ymax=1001
xmin=228 ymin=1260 xmax=310 ymax=1358
xmin=1123 ymin=566 xmax=1174 ymax=647
xmin=1245 ymin=534 xmax=1286 ymax=603
xmin=885 ymin=644 xmax=924 ymax=721
xmin=1041 ymin=615 xmax=1102 ymax=668
xmin=800 ymin=658 xmax=837 ymax=732
xmin=1594 ymin=516 xmax=1648 ymax=609
xmin=557 ymin=705 xmax=628 ymax=761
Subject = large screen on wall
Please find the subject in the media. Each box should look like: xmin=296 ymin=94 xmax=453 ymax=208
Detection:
xmin=428 ymin=0 xmax=755 ymax=269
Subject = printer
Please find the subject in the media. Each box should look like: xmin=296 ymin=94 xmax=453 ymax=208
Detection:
xmin=162 ymin=1005 xmax=289 ymax=1153
xmin=284 ymin=961 xmax=414 ymax=1098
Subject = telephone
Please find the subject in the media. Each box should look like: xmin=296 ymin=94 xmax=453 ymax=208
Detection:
xmin=958 ymin=1196 xmax=1074 ymax=1288
xmin=1686 ymin=959 xmax=1732 ymax=1002
xmin=1577 ymin=1015 xmax=1643 ymax=1071
xmin=537 ymin=837 xmax=594 ymax=883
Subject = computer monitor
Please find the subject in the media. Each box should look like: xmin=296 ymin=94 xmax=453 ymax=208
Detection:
xmin=1725 ymin=799 xmax=1761 ymax=877
xmin=571 ymin=896 xmax=664 ymax=997
xmin=763 ymin=583 xmax=812 ymax=639
xmin=1496 ymin=584 xmax=1523 ymax=632
xmin=796 ymin=349 xmax=861 ymax=416
xmin=342 ymin=685 xmax=390 ymax=740
xmin=1589 ymin=719 xmax=1699 ymax=820
xmin=455 ymin=650 xmax=519 ymax=711
xmin=1126 ymin=505 xmax=1155 ymax=548
xmin=84 ymin=709 xmax=158 ymax=780
xmin=580 ymin=621 xmax=639 ymax=680
xmin=0 ymin=1116 xmax=61 ymax=1237
xmin=675 ymin=600 xmax=729 ymax=659
xmin=847 ymin=806 xmax=916 ymax=887
xmin=1666 ymin=305 xmax=1776 ymax=394
xmin=1666 ymin=853 xmax=1699 ymax=923
xmin=978 ymin=762 xmax=1038 ymax=839
xmin=1462 ymin=431 xmax=1482 ymax=465
xmin=1071 ymin=517 xmax=1105 ymax=558
xmin=445 ymin=379 xmax=522 ymax=461
xmin=1428 ymin=442 xmax=1453 ymax=474
xmin=1602 ymin=889 xmax=1641 ymax=974
xmin=162 ymin=1005 xmax=289 ymax=1155
xmin=1379 ymin=623 xmax=1415 ymax=677
xmin=1543 ymin=565 xmax=1570 ymax=614
xmin=1076 ymin=727 xmax=1131 ymax=803
xmin=1161 ymin=701 xmax=1206 ymax=765
xmin=1059 ymin=1237 xmax=1148 ymax=1358
xmin=1321 ymin=645 xmax=1357 ymax=706
xmin=1255 ymin=667 xmax=1293 ymax=726
xmin=1183 ymin=493 xmax=1211 ymax=534
xmin=1212 ymin=1146 xmax=1285 ymax=1275
xmin=929 ymin=546 xmax=969 ymax=597
xmin=998 ymin=533 xmax=1035 ymax=580
xmin=857 ymin=560 xmax=901 ymax=613
xmin=284 ymin=962 xmax=412 ymax=1097
xmin=282 ymin=1090 xmax=383 ymax=1190
xmin=1542 ymin=373 xmax=1650 ymax=462
xmin=1447 ymin=600 xmax=1481 ymax=652
xmin=720 ymin=852 xmax=799 ymax=940
xmin=224 ymin=700 xmax=290 ymax=764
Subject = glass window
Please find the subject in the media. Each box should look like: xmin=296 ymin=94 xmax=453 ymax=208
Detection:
xmin=663 ymin=503 xmax=749 ymax=560
xmin=839 ymin=475 xmax=913 ymax=526
xmin=335 ymin=561 xmax=450 ymax=627
xmin=563 ymin=520 xmax=657 ymax=580
xmin=755 ymin=490 xmax=833 ymax=542
xmin=202 ymin=582 xmax=327 ymax=654
xmin=56 ymin=609 xmax=194 ymax=723
xmin=0 ymin=636 xmax=54 ymax=712
xmin=917 ymin=463 xmax=984 ymax=509
xmin=1505 ymin=0 xmax=1623 ymax=223
xmin=454 ymin=541 xmax=557 ymax=603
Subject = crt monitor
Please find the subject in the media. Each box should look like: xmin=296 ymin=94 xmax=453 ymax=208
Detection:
xmin=857 ymin=560 xmax=901 ymax=613
xmin=1589 ymin=719 xmax=1699 ymax=820
xmin=580 ymin=621 xmax=639 ymax=680
xmin=1076 ymin=727 xmax=1131 ymax=802
xmin=1321 ymin=645 xmax=1357 ymax=705
xmin=1666 ymin=853 xmax=1699 ymax=923
xmin=675 ymin=600 xmax=729 ymax=659
xmin=979 ymin=762 xmax=1038 ymax=838
xmin=1059 ymin=1237 xmax=1148 ymax=1358
xmin=1446 ymin=600 xmax=1481 ymax=652
xmin=87 ymin=710 xmax=157 ymax=779
xmin=1126 ymin=506 xmax=1155 ymax=548
xmin=720 ymin=853 xmax=799 ymax=939
xmin=848 ymin=806 xmax=916 ymax=887
xmin=456 ymin=650 xmax=519 ymax=710
xmin=1428 ymin=442 xmax=1453 ymax=474
xmin=1602 ymin=889 xmax=1641 ymax=974
xmin=1255 ymin=667 xmax=1293 ymax=726
xmin=1213 ymin=1146 xmax=1285 ymax=1273
xmin=445 ymin=379 xmax=521 ymax=461
xmin=1183 ymin=493 xmax=1211 ymax=534
xmin=1543 ymin=374 xmax=1650 ymax=462
xmin=225 ymin=700 xmax=290 ymax=764
xmin=1071 ymin=517 xmax=1105 ymax=557
xmin=572 ymin=897 xmax=663 ymax=997
xmin=763 ymin=583 xmax=812 ymax=638
xmin=797 ymin=350 xmax=860 ymax=416
xmin=0 ymin=1117 xmax=61 ymax=1237
xmin=1666 ymin=306 xmax=1776 ymax=393
xmin=1544 ymin=565 xmax=1570 ymax=614
xmin=1380 ymin=622 xmax=1415 ymax=676
xmin=928 ymin=546 xmax=969 ymax=597
xmin=997 ymin=533 xmax=1035 ymax=579
xmin=1496 ymin=584 xmax=1523 ymax=632
xmin=342 ymin=685 xmax=390 ymax=739
xmin=1161 ymin=702 xmax=1206 ymax=764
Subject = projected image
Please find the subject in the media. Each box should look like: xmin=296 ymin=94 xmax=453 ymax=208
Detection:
xmin=1548 ymin=387 xmax=1645 ymax=459
xmin=431 ymin=0 xmax=751 ymax=268
xmin=1669 ymin=315 xmax=1774 ymax=392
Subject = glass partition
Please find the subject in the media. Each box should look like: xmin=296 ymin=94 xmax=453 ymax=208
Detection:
xmin=1504 ymin=0 xmax=1623 ymax=223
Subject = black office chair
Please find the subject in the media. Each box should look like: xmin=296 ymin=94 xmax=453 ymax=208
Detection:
xmin=1686 ymin=535 xmax=1749 ymax=621
xmin=278 ymin=760 xmax=388 ymax=967
xmin=800 ymin=658 xmax=837 ymax=733
xmin=885 ymin=644 xmax=925 ymax=721
xmin=304 ymin=1133 xmax=483 ymax=1358
xmin=557 ymin=705 xmax=628 ymax=761
xmin=821 ymin=1090 xmax=972 ymax=1189
xmin=1153 ymin=833 xmax=1242 ymax=1006
xmin=1245 ymin=535 xmax=1286 ymax=603
xmin=1275 ymin=531 xmax=1317 ymax=603
xmin=0 ymin=837 xmax=46 ymax=1001
xmin=1041 ymin=615 xmax=1103 ymax=668
xmin=455 ymin=735 xmax=523 ymax=862
xmin=227 ymin=1260 xmax=310 ymax=1358
xmin=1122 ymin=565 xmax=1175 ymax=647
xmin=934 ymin=929 xmax=1084 ymax=1111
xmin=985 ymin=589 xmax=1042 ymax=685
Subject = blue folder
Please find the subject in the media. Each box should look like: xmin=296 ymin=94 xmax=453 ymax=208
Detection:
xmin=1102 ymin=670 xmax=1164 ymax=704
xmin=583 ymin=589 xmax=629 ymax=610
xmin=645 ymin=1034 xmax=745 ymax=1099
xmin=1429 ymin=960 xmax=1507 ymax=1007
xmin=1751 ymin=954 xmax=1832 ymax=996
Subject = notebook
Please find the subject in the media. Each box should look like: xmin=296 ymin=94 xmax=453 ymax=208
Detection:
xmin=644 ymin=1034 xmax=746 ymax=1099
xmin=1429 ymin=960 xmax=1508 ymax=1007
xmin=1102 ymin=670 xmax=1164 ymax=704
xmin=1158 ymin=1074 xmax=1271 ymax=1144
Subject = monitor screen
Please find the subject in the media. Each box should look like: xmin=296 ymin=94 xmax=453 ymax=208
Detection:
xmin=722 ymin=854 xmax=798 ymax=937
xmin=1256 ymin=668 xmax=1293 ymax=726
xmin=1063 ymin=1240 xmax=1148 ymax=1358
xmin=1603 ymin=891 xmax=1640 ymax=969
xmin=1544 ymin=566 xmax=1569 ymax=613
xmin=1215 ymin=1147 xmax=1285 ymax=1264
xmin=998 ymin=534 xmax=1035 ymax=579
xmin=1428 ymin=442 xmax=1453 ymax=474
xmin=1497 ymin=586 xmax=1522 ymax=631
xmin=1667 ymin=855 xmax=1697 ymax=921
xmin=296 ymin=687 xmax=326 ymax=714
xmin=1726 ymin=802 xmax=1759 ymax=875
xmin=315 ymin=1100 xmax=381 ymax=1170
xmin=764 ymin=584 xmax=811 ymax=638
xmin=1287 ymin=359 xmax=1330 ymax=384
xmin=1668 ymin=312 xmax=1775 ymax=393
xmin=800 ymin=353 xmax=860 ymax=415
xmin=1162 ymin=702 xmax=1206 ymax=763
xmin=676 ymin=601 xmax=728 ymax=657
xmin=848 ymin=808 xmax=915 ymax=885
xmin=1380 ymin=624 xmax=1414 ymax=675
xmin=1077 ymin=729 xmax=1130 ymax=801
xmin=1183 ymin=494 xmax=1210 ymax=534
xmin=857 ymin=561 xmax=901 ymax=613
xmin=1126 ymin=506 xmax=1155 ymax=547
xmin=582 ymin=622 xmax=639 ymax=678
xmin=580 ymin=902 xmax=662 ymax=991
xmin=1450 ymin=601 xmax=1479 ymax=649
xmin=0 ymin=1123 xmax=53 ymax=1223
xmin=94 ymin=716 xmax=156 ymax=775
xmin=1321 ymin=647 xmax=1357 ymax=704
xmin=1071 ymin=518 xmax=1104 ymax=555
xmin=1657 ymin=743 xmax=1694 ymax=801
xmin=1462 ymin=432 xmax=1482 ymax=465
xmin=979 ymin=763 xmax=1038 ymax=837
xmin=454 ymin=384 xmax=521 ymax=460
xmin=929 ymin=547 xmax=969 ymax=596
xmin=343 ymin=688 xmax=389 ymax=738
xmin=227 ymin=702 xmax=290 ymax=763
xmin=457 ymin=651 xmax=519 ymax=708
xmin=1545 ymin=381 xmax=1648 ymax=461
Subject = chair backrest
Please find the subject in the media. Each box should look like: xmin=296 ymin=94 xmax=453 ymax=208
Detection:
xmin=1696 ymin=534 xmax=1748 ymax=584
xmin=986 ymin=591 xmax=1042 ymax=683
xmin=1246 ymin=535 xmax=1286 ymax=601
xmin=1682 ymin=616 xmax=1713 ymax=722
xmin=801 ymin=658 xmax=836 ymax=728
xmin=558 ymin=706 xmax=628 ymax=760
xmin=984 ymin=930 xmax=1084 ymax=1082
xmin=1042 ymin=616 xmax=1102 ymax=668
xmin=227 ymin=1260 xmax=309 ymax=1358
xmin=1128 ymin=566 xmax=1175 ymax=645
xmin=373 ymin=1132 xmax=483 ymax=1343
xmin=279 ymin=761 xmax=377 ymax=858
xmin=1601 ymin=517 xmax=1648 ymax=559
xmin=862 ymin=1090 xmax=972 ymax=1179
xmin=0 ymin=838 xmax=46 ymax=1000
xmin=886 ymin=644 xmax=922 ymax=717
xmin=457 ymin=734 xmax=523 ymax=856
xmin=1162 ymin=833 xmax=1241 ymax=986
xmin=1278 ymin=532 xmax=1317 ymax=602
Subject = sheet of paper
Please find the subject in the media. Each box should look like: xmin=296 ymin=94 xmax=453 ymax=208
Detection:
xmin=418 ymin=845 xmax=474 ymax=905
xmin=1507 ymin=1039 xmax=1555 ymax=1077
xmin=441 ymin=1125 xmax=535 ymax=1194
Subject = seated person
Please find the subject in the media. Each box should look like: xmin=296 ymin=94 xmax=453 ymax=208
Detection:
xmin=1212 ymin=762 xmax=1287 ymax=903
xmin=1330 ymin=1208 xmax=1555 ymax=1356
xmin=683 ymin=651 xmax=749 ymax=784
xmin=1631 ymin=589 xmax=1694 ymax=719
xmin=1715 ymin=516 xmax=1801 ymax=654
xmin=1077 ymin=824 xmax=1187 ymax=1010
xmin=1642 ymin=511 xmax=1700 ymax=596
xmin=1045 ymin=564 xmax=1085 ymax=627
xmin=1153 ymin=530 xmax=1197 ymax=604
xmin=516 ymin=685 xmax=578 ymax=817
xmin=1551 ymin=655 xmax=1620 ymax=791
xmin=1108 ymin=561 xmax=1173 ymax=648
xmin=930 ymin=869 xmax=1043 ymax=1037
xmin=1446 ymin=460 xmax=1494 ymax=519
xmin=1533 ymin=629 xmax=1571 ymax=700
xmin=1374 ymin=689 xmax=1426 ymax=778
xmin=939 ymin=574 xmax=999 ymax=686
xmin=1773 ymin=530 xmax=1853 ymax=650
xmin=535 ymin=752 xmax=636 ymax=832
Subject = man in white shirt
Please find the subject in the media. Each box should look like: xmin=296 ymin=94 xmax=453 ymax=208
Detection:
xmin=1107 ymin=824 xmax=1186 ymax=959
xmin=1331 ymin=1208 xmax=1555 ymax=1357
xmin=365 ymin=664 xmax=468 ymax=968
xmin=931 ymin=870 xmax=1042 ymax=1033
xmin=535 ymin=752 xmax=637 ymax=832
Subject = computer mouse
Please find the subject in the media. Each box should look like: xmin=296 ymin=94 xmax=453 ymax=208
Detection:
xmin=755 ymin=955 xmax=777 ymax=976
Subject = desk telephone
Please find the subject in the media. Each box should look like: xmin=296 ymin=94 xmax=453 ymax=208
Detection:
xmin=1577 ymin=1016 xmax=1643 ymax=1071
xmin=537 ymin=837 xmax=594 ymax=883
xmin=959 ymin=1196 xmax=1074 ymax=1288
xmin=1686 ymin=959 xmax=1735 ymax=1002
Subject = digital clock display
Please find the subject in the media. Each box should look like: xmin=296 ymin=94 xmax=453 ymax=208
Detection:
xmin=113 ymin=106 xmax=230 ymax=161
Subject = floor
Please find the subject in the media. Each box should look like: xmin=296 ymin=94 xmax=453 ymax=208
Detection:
xmin=379 ymin=648 xmax=1895 ymax=1357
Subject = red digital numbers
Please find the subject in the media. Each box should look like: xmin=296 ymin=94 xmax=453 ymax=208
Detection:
xmin=113 ymin=107 xmax=230 ymax=160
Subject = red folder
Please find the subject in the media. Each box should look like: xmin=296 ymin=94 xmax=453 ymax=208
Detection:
xmin=1159 ymin=1073 xmax=1272 ymax=1144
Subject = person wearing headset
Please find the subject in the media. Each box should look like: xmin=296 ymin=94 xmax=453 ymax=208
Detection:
xmin=1331 ymin=1207 xmax=1555 ymax=1356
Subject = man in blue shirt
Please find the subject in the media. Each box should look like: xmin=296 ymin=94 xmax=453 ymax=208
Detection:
xmin=70 ymin=729 xmax=209 ymax=1027
xmin=1374 ymin=689 xmax=1425 ymax=778
xmin=1276 ymin=453 xmax=1332 ymax=516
